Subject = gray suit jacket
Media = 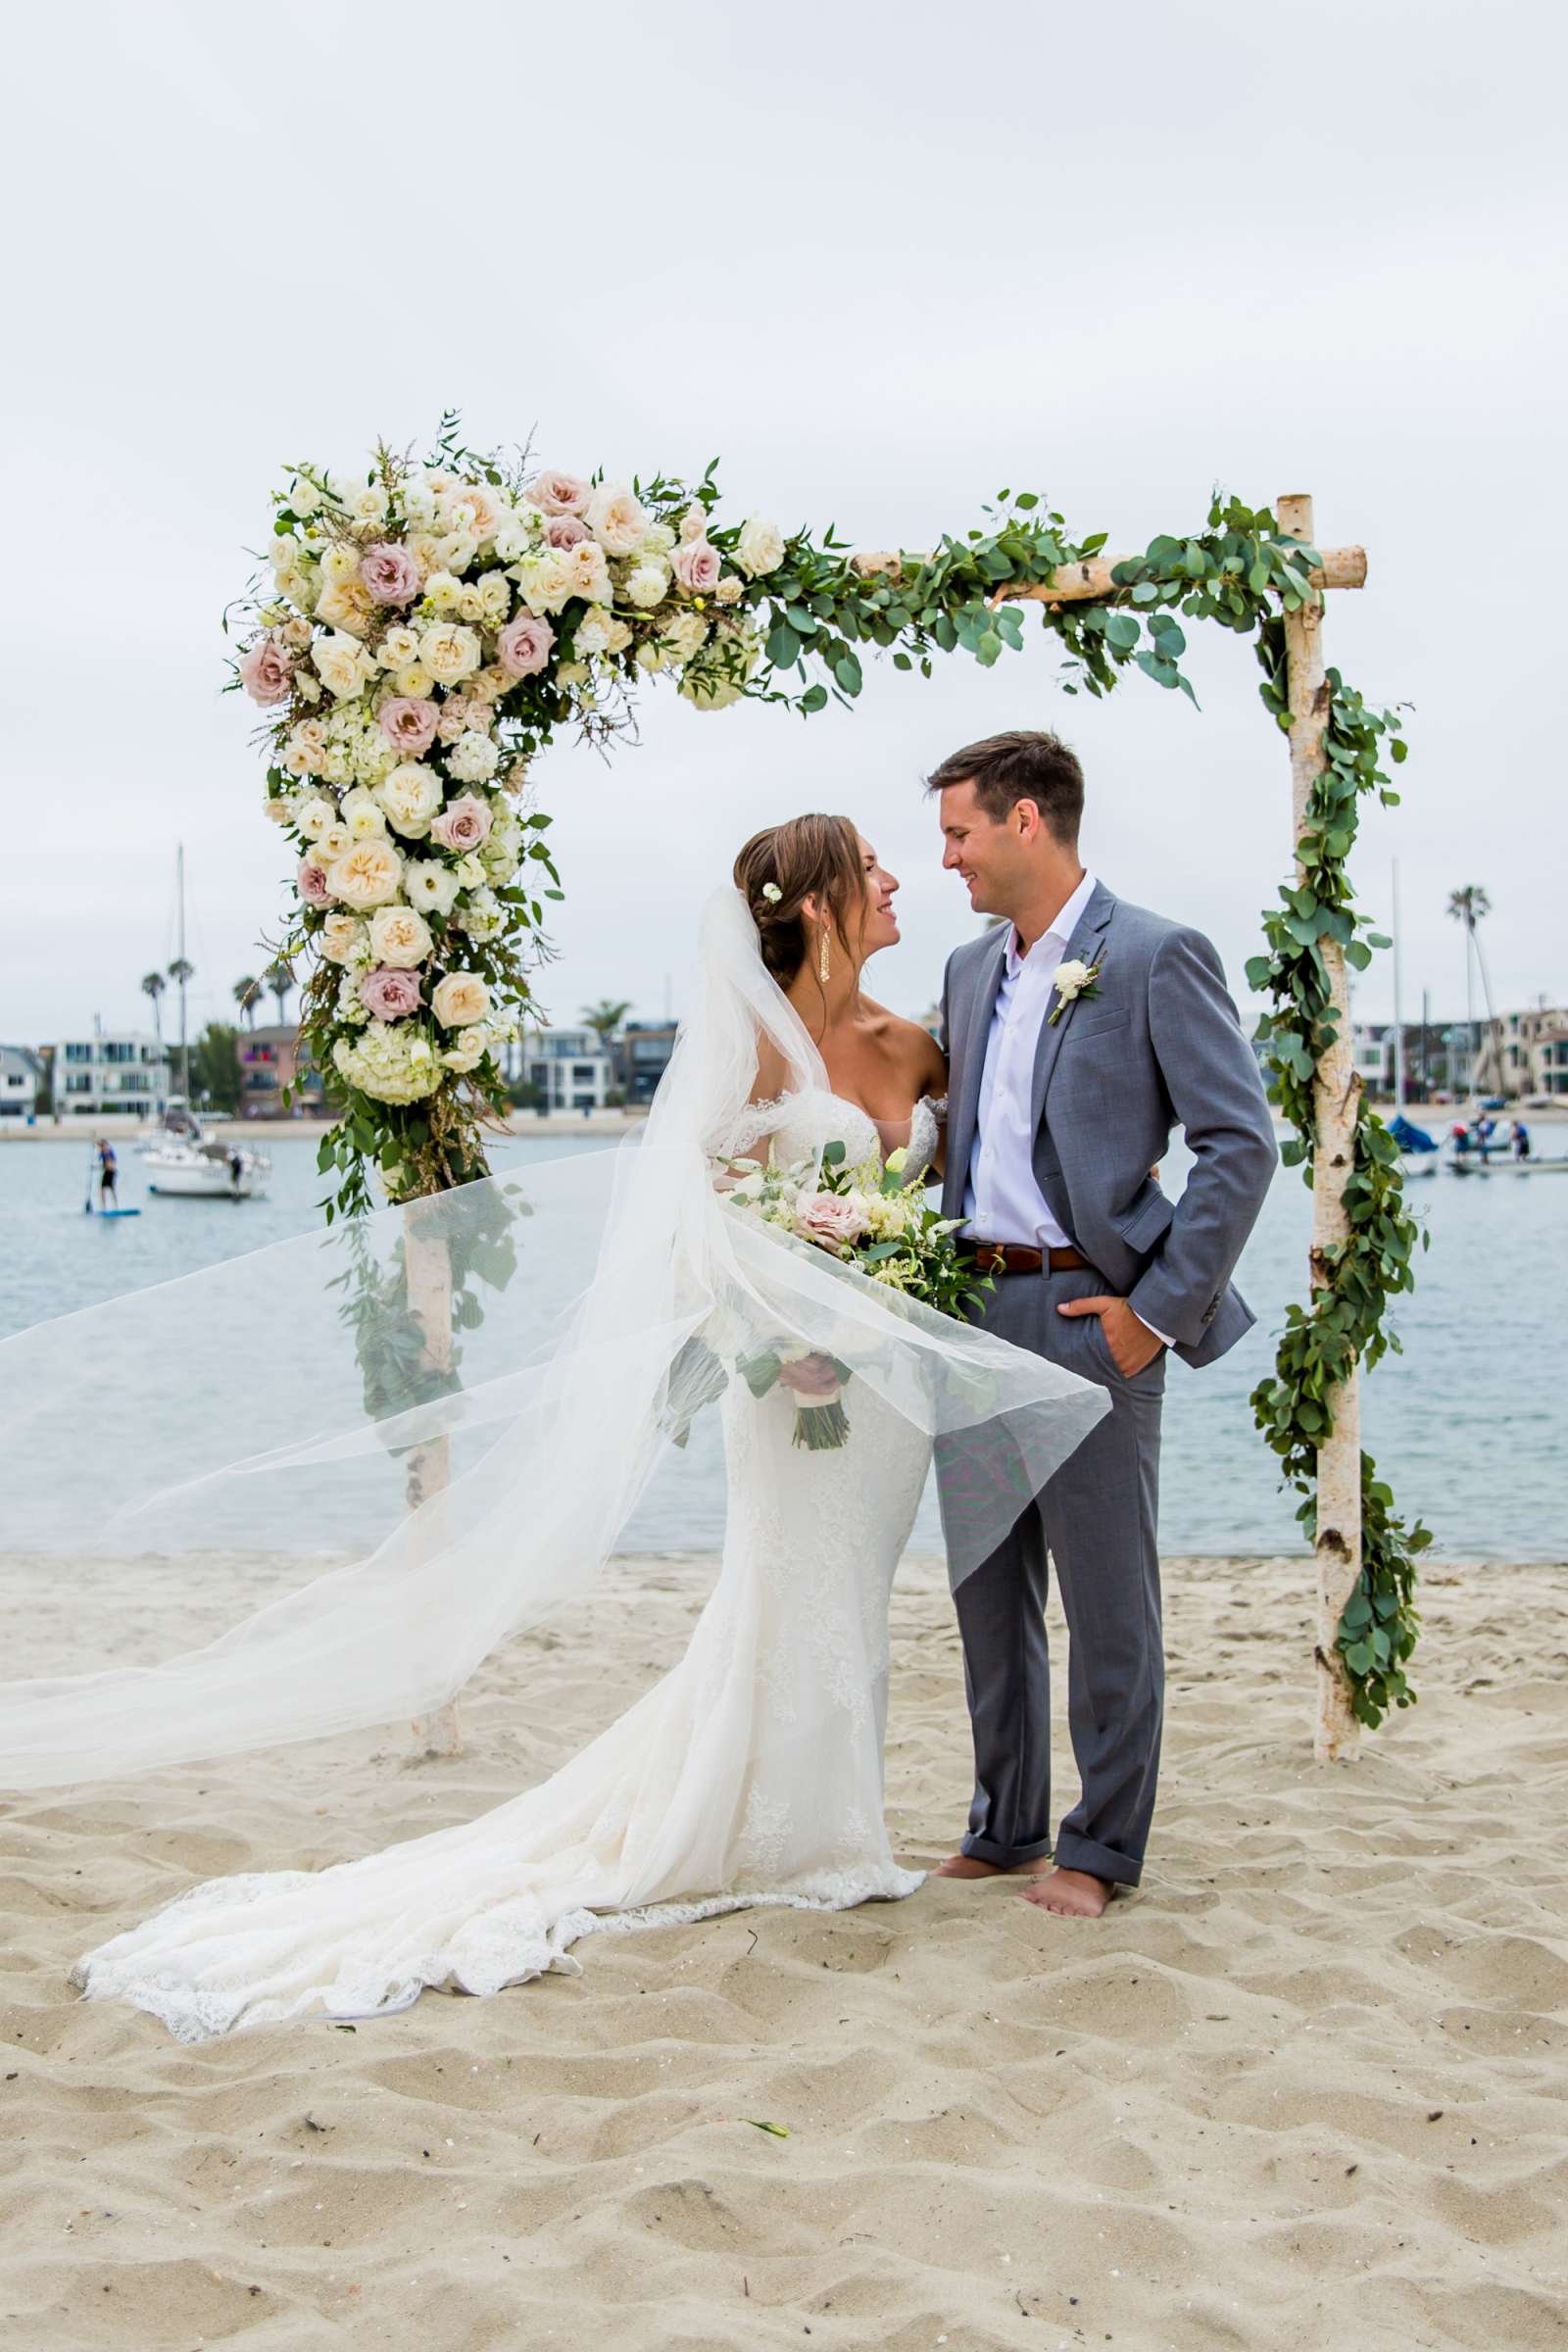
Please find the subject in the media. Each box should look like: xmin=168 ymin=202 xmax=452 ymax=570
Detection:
xmin=941 ymin=881 xmax=1278 ymax=1369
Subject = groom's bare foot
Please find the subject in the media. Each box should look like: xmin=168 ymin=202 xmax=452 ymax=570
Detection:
xmin=931 ymin=1853 xmax=1049 ymax=1880
xmin=1019 ymin=1867 xmax=1115 ymax=1917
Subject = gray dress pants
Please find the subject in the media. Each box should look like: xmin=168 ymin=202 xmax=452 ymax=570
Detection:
xmin=942 ymin=1263 xmax=1165 ymax=1886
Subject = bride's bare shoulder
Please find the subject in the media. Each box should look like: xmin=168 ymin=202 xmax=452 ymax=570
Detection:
xmin=860 ymin=1000 xmax=947 ymax=1095
xmin=749 ymin=1032 xmax=792 ymax=1105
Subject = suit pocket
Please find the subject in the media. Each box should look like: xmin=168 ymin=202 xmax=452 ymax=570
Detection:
xmin=1113 ymin=1184 xmax=1175 ymax=1252
xmin=1063 ymin=1007 xmax=1130 ymax=1044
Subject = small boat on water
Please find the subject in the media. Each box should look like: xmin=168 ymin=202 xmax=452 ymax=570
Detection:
xmin=145 ymin=1135 xmax=270 ymax=1200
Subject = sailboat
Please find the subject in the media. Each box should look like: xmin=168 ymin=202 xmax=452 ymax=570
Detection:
xmin=139 ymin=846 xmax=271 ymax=1200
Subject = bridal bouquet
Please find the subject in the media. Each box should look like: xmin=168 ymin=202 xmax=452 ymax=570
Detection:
xmin=719 ymin=1140 xmax=991 ymax=1449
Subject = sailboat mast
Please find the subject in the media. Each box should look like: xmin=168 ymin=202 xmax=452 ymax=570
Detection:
xmin=1392 ymin=859 xmax=1404 ymax=1112
xmin=177 ymin=844 xmax=190 ymax=1102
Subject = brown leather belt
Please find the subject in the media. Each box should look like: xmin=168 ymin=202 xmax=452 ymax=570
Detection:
xmin=960 ymin=1242 xmax=1091 ymax=1277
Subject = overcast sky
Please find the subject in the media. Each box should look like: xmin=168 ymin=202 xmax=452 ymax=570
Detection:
xmin=3 ymin=0 xmax=1562 ymax=1052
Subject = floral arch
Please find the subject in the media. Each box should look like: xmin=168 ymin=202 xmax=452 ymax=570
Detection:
xmin=232 ymin=418 xmax=1424 ymax=1759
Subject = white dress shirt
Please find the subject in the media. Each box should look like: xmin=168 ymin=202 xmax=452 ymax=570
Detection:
xmin=962 ymin=868 xmax=1099 ymax=1248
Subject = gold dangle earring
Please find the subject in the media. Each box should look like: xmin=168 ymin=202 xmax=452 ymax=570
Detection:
xmin=819 ymin=922 xmax=831 ymax=986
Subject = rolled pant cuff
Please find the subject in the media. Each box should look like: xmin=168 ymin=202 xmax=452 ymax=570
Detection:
xmin=959 ymin=1830 xmax=1054 ymax=1868
xmin=1053 ymin=1830 xmax=1143 ymax=1888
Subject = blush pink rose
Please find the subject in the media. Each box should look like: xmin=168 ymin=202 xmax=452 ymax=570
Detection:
xmin=671 ymin=539 xmax=722 ymax=594
xmin=544 ymin=513 xmax=590 ymax=550
xmin=359 ymin=965 xmax=423 ymax=1021
xmin=378 ymin=696 xmax=440 ymax=755
xmin=794 ymin=1192 xmax=869 ymax=1250
xmin=429 ymin=793 xmax=493 ymax=852
xmin=360 ymin=542 xmax=422 ymax=606
xmin=239 ymin=636 xmax=293 ymax=705
xmin=496 ymin=611 xmax=555 ymax=677
xmin=298 ymin=858 xmax=332 ymax=908
xmin=528 ymin=469 xmax=591 ymax=517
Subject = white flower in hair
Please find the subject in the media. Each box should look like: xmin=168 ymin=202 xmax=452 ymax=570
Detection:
xmin=761 ymin=882 xmax=782 ymax=905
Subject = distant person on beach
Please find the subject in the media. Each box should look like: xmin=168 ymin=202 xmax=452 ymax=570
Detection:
xmin=95 ymin=1138 xmax=118 ymax=1208
xmin=1511 ymin=1118 xmax=1531 ymax=1160
xmin=228 ymin=1148 xmax=244 ymax=1196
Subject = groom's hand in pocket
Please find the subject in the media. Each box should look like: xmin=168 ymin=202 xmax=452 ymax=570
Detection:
xmin=1057 ymin=1294 xmax=1166 ymax=1378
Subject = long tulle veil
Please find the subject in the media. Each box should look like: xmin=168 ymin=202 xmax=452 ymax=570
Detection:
xmin=0 ymin=890 xmax=1106 ymax=1788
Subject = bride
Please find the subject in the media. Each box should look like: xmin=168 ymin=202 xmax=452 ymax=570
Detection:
xmin=0 ymin=815 xmax=1105 ymax=2040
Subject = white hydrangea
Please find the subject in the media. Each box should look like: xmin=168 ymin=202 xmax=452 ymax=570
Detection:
xmin=453 ymin=886 xmax=504 ymax=941
xmin=447 ymin=729 xmax=500 ymax=784
xmin=335 ymin=971 xmax=371 ymax=1026
xmin=332 ymin=1022 xmax=443 ymax=1104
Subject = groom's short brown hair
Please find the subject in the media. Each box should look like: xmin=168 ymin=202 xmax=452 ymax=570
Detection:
xmin=926 ymin=730 xmax=1085 ymax=845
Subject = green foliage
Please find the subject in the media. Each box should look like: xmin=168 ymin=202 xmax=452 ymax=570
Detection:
xmin=191 ymin=1020 xmax=242 ymax=1112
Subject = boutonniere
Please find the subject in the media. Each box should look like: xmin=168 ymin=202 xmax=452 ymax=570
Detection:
xmin=1048 ymin=955 xmax=1103 ymax=1026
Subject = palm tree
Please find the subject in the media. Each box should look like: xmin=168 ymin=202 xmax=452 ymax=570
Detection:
xmin=1446 ymin=885 xmax=1500 ymax=1098
xmin=233 ymin=976 xmax=262 ymax=1031
xmin=140 ymin=970 xmax=166 ymax=1041
xmin=263 ymin=960 xmax=294 ymax=1027
xmin=581 ymin=998 xmax=632 ymax=1047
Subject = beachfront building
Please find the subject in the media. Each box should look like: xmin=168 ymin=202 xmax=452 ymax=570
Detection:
xmin=613 ymin=1021 xmax=679 ymax=1105
xmin=517 ymin=1026 xmax=614 ymax=1112
xmin=0 ymin=1044 xmax=44 ymax=1121
xmin=236 ymin=1024 xmax=326 ymax=1117
xmin=1473 ymin=1004 xmax=1568 ymax=1099
xmin=50 ymin=1031 xmax=171 ymax=1119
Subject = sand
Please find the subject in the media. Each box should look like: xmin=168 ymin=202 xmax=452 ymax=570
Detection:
xmin=1 ymin=1548 xmax=1565 ymax=2352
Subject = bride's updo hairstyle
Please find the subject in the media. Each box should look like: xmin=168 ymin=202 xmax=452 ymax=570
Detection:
xmin=734 ymin=814 xmax=864 ymax=988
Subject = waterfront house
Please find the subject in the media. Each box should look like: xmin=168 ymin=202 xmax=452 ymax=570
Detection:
xmin=0 ymin=1045 xmax=44 ymax=1121
xmin=51 ymin=1031 xmax=170 ymax=1119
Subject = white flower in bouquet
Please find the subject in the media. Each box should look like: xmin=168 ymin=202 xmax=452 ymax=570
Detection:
xmin=408 ymin=532 xmax=443 ymax=581
xmin=317 ymin=577 xmax=375 ymax=637
xmin=289 ymin=476 xmax=321 ymax=518
xmin=453 ymin=886 xmax=504 ymax=940
xmin=586 ymin=482 xmax=650 ymax=556
xmin=447 ymin=729 xmax=500 ymax=783
xmin=320 ymin=742 xmax=353 ymax=785
xmin=436 ymin=530 xmax=478 ymax=576
xmin=513 ymin=551 xmax=572 ymax=615
xmin=315 ymin=630 xmax=377 ymax=701
xmin=295 ymin=795 xmax=335 ymax=840
xmin=288 ymin=717 xmax=328 ymax=769
xmin=401 ymin=474 xmax=439 ymax=526
xmin=574 ymin=607 xmax=623 ymax=660
xmin=491 ymin=505 xmax=539 ymax=563
xmin=404 ymin=858 xmax=462 ymax=916
xmin=334 ymin=970 xmax=372 ymax=1026
xmin=679 ymin=503 xmax=708 ymax=543
xmin=352 ymin=728 xmax=398 ymax=785
xmin=320 ymin=544 xmax=362 ymax=588
xmin=635 ymin=639 xmax=672 ymax=673
xmin=295 ymin=669 xmax=323 ymax=703
xmin=474 ymin=569 xmax=512 ymax=626
xmin=263 ymin=795 xmax=293 ymax=825
xmin=714 ymin=573 xmax=745 ymax=605
xmin=419 ymin=620 xmax=482 ymax=684
xmin=347 ymin=481 xmax=390 ymax=527
xmin=482 ymin=813 xmax=524 ymax=875
xmin=368 ymin=903 xmax=434 ymax=967
xmin=736 ymin=517 xmax=786 ymax=578
xmin=456 ymin=586 xmax=487 ymax=625
xmin=325 ymin=838 xmax=404 ymax=910
xmin=392 ymin=662 xmax=434 ymax=698
xmin=282 ymin=737 xmax=316 ymax=780
xmin=377 ymin=622 xmax=422 ymax=670
xmin=316 ymin=821 xmax=354 ymax=864
xmin=563 ymin=539 xmax=612 ymax=607
xmin=372 ymin=761 xmax=444 ymax=839
xmin=662 ymin=610 xmax=709 ymax=662
xmin=332 ymin=1021 xmax=442 ymax=1105
xmin=642 ymin=519 xmax=677 ymax=556
xmin=624 ymin=559 xmax=670 ymax=610
xmin=422 ymin=569 xmax=465 ymax=614
xmin=339 ymin=786 xmax=387 ymax=840
xmin=318 ymin=911 xmax=367 ymax=965
xmin=432 ymin=970 xmax=490 ymax=1028
xmin=281 ymin=614 xmax=313 ymax=649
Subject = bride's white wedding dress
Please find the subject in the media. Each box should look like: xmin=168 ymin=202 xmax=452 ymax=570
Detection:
xmin=71 ymin=1094 xmax=945 ymax=2040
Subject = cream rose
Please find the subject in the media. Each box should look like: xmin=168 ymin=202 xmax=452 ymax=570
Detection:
xmin=431 ymin=970 xmax=491 ymax=1029
xmin=339 ymin=786 xmax=387 ymax=840
xmin=563 ymin=539 xmax=612 ymax=606
xmin=372 ymin=760 xmax=444 ymax=839
xmin=377 ymin=623 xmax=422 ymax=670
xmin=314 ymin=630 xmax=376 ymax=701
xmin=368 ymin=904 xmax=435 ymax=968
xmin=318 ymin=912 xmax=367 ymax=965
xmin=316 ymin=576 xmax=376 ymax=637
xmin=324 ymin=838 xmax=404 ymax=910
xmin=736 ymin=517 xmax=786 ymax=578
xmin=418 ymin=620 xmax=482 ymax=684
xmin=585 ymin=481 xmax=650 ymax=556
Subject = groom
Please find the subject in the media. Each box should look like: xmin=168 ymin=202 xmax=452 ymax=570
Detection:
xmin=931 ymin=730 xmax=1276 ymax=1918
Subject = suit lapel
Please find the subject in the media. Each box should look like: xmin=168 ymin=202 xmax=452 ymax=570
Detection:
xmin=947 ymin=926 xmax=1008 ymax=1211
xmin=1029 ymin=882 xmax=1116 ymax=1133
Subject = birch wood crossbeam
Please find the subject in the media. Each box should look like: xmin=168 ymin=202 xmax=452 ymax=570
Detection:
xmin=850 ymin=546 xmax=1367 ymax=598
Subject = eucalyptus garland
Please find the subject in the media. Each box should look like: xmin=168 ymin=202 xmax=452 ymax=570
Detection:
xmin=238 ymin=442 xmax=1422 ymax=1721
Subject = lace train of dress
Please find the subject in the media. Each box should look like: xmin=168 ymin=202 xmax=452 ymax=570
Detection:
xmin=72 ymin=1100 xmax=936 ymax=2040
